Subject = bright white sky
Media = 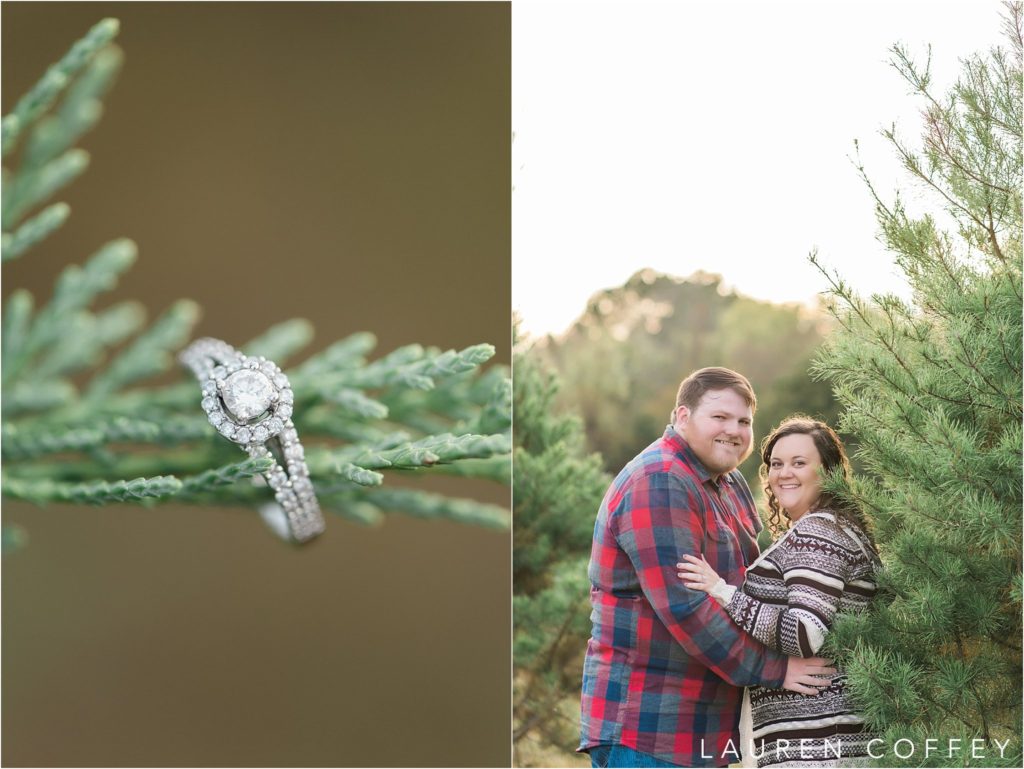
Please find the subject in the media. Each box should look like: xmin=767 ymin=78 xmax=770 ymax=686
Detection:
xmin=513 ymin=2 xmax=1006 ymax=336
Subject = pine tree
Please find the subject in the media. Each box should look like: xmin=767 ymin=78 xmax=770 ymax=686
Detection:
xmin=512 ymin=325 xmax=610 ymax=766
xmin=813 ymin=5 xmax=1022 ymax=766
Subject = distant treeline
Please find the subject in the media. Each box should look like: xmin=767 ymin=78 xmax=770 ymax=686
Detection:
xmin=531 ymin=268 xmax=843 ymax=485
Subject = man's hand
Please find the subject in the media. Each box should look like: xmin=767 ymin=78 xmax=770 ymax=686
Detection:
xmin=782 ymin=656 xmax=837 ymax=695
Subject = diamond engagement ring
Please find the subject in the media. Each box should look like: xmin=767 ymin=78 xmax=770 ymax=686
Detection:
xmin=180 ymin=337 xmax=325 ymax=544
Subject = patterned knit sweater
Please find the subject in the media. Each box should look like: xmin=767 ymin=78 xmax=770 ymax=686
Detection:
xmin=710 ymin=510 xmax=880 ymax=768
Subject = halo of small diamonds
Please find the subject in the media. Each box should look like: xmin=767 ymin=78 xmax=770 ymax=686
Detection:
xmin=199 ymin=356 xmax=294 ymax=446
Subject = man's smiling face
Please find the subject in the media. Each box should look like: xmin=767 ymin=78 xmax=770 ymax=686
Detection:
xmin=673 ymin=388 xmax=754 ymax=477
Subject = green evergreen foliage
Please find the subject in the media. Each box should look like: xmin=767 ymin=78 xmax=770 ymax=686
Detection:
xmin=513 ymin=325 xmax=610 ymax=766
xmin=814 ymin=5 xmax=1022 ymax=765
xmin=1 ymin=20 xmax=510 ymax=548
xmin=539 ymin=270 xmax=840 ymax=481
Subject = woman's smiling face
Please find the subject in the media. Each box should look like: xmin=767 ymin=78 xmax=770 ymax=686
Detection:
xmin=768 ymin=432 xmax=822 ymax=521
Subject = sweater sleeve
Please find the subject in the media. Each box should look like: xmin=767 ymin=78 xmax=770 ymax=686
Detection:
xmin=709 ymin=577 xmax=737 ymax=606
xmin=722 ymin=519 xmax=855 ymax=657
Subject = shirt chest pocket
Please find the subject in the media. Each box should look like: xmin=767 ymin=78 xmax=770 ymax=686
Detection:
xmin=702 ymin=500 xmax=734 ymax=541
xmin=701 ymin=503 xmax=743 ymax=576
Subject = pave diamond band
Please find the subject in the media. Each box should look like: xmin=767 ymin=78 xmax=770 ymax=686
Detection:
xmin=180 ymin=337 xmax=325 ymax=544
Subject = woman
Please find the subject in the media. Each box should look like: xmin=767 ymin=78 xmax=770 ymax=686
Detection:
xmin=677 ymin=416 xmax=881 ymax=768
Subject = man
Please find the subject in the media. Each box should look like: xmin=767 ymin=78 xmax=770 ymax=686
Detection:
xmin=579 ymin=367 xmax=834 ymax=768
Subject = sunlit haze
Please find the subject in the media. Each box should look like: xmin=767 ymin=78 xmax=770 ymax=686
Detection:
xmin=513 ymin=2 xmax=1004 ymax=336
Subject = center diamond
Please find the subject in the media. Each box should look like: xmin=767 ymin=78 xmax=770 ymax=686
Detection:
xmin=221 ymin=370 xmax=275 ymax=422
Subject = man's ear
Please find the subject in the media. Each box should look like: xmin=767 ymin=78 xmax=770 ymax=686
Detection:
xmin=674 ymin=405 xmax=690 ymax=431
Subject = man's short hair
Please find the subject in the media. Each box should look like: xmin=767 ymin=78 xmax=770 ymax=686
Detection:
xmin=673 ymin=367 xmax=757 ymax=419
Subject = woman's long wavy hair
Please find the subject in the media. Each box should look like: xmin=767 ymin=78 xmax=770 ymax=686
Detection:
xmin=759 ymin=416 xmax=877 ymax=552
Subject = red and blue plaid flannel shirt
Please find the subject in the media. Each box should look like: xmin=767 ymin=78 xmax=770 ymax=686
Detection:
xmin=580 ymin=426 xmax=788 ymax=767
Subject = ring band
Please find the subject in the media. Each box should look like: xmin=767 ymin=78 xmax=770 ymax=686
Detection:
xmin=179 ymin=337 xmax=325 ymax=543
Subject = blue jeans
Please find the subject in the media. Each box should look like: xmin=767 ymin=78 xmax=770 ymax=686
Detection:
xmin=589 ymin=744 xmax=681 ymax=768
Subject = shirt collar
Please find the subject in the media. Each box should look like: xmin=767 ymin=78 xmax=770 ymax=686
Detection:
xmin=663 ymin=425 xmax=734 ymax=486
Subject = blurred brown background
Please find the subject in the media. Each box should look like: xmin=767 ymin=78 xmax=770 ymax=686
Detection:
xmin=2 ymin=3 xmax=510 ymax=766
